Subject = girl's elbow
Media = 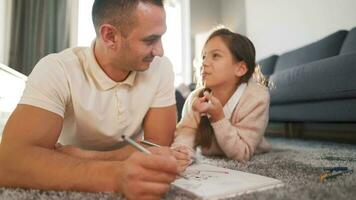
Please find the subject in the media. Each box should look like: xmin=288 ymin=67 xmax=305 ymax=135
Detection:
xmin=227 ymin=150 xmax=251 ymax=162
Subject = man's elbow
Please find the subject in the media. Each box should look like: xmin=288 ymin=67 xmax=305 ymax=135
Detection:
xmin=0 ymin=144 xmax=14 ymax=186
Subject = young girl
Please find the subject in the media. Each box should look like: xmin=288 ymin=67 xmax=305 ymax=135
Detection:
xmin=172 ymin=28 xmax=271 ymax=167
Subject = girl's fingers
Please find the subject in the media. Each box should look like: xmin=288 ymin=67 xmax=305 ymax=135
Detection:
xmin=172 ymin=150 xmax=189 ymax=161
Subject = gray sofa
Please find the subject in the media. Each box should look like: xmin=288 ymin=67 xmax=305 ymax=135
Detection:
xmin=259 ymin=27 xmax=356 ymax=138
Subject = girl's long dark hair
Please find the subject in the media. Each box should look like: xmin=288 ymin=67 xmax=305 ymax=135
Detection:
xmin=195 ymin=28 xmax=264 ymax=149
xmin=194 ymin=88 xmax=214 ymax=148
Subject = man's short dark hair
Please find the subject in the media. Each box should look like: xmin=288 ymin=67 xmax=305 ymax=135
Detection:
xmin=92 ymin=0 xmax=164 ymax=37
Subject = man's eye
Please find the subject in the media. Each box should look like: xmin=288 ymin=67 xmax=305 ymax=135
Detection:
xmin=144 ymin=40 xmax=155 ymax=45
xmin=143 ymin=37 xmax=159 ymax=45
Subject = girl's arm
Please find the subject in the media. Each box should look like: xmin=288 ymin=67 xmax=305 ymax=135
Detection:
xmin=171 ymin=91 xmax=201 ymax=151
xmin=171 ymin=92 xmax=202 ymax=170
xmin=209 ymin=89 xmax=270 ymax=161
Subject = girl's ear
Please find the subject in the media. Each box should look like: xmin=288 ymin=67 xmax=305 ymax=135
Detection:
xmin=234 ymin=61 xmax=248 ymax=77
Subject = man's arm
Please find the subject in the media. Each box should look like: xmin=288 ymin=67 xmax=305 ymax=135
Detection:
xmin=55 ymin=105 xmax=177 ymax=161
xmin=55 ymin=141 xmax=139 ymax=161
xmin=0 ymin=104 xmax=178 ymax=195
xmin=143 ymin=105 xmax=177 ymax=146
xmin=0 ymin=105 xmax=118 ymax=191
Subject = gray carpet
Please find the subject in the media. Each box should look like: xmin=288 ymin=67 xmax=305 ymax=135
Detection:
xmin=1 ymin=137 xmax=356 ymax=200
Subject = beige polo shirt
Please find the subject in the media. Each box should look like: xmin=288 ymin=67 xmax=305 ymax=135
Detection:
xmin=19 ymin=46 xmax=175 ymax=150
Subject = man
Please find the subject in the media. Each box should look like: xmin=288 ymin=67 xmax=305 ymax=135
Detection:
xmin=0 ymin=0 xmax=188 ymax=199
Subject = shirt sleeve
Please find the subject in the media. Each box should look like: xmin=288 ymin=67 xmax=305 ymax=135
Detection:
xmin=210 ymin=89 xmax=270 ymax=162
xmin=19 ymin=55 xmax=70 ymax=117
xmin=150 ymin=56 xmax=176 ymax=107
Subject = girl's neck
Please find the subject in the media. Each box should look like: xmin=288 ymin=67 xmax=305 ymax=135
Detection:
xmin=211 ymin=83 xmax=240 ymax=106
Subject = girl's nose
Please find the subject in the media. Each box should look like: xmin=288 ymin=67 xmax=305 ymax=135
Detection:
xmin=202 ymin=57 xmax=210 ymax=67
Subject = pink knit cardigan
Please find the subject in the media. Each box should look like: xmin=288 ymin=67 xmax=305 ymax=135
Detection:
xmin=172 ymin=78 xmax=271 ymax=162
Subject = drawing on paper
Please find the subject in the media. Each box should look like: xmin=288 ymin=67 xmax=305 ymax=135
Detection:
xmin=181 ymin=169 xmax=229 ymax=181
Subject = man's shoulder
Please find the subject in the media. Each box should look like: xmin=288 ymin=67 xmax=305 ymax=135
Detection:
xmin=45 ymin=47 xmax=87 ymax=66
xmin=29 ymin=47 xmax=90 ymax=83
xmin=35 ymin=47 xmax=90 ymax=75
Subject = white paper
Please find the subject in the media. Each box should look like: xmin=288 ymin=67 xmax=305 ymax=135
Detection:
xmin=173 ymin=164 xmax=284 ymax=200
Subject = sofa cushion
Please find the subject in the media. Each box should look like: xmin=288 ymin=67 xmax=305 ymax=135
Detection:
xmin=269 ymin=53 xmax=356 ymax=104
xmin=340 ymin=27 xmax=356 ymax=55
xmin=274 ymin=30 xmax=348 ymax=72
xmin=258 ymin=55 xmax=278 ymax=76
xmin=269 ymin=99 xmax=356 ymax=122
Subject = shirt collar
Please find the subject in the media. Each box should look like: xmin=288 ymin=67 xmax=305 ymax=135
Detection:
xmin=83 ymin=41 xmax=137 ymax=90
xmin=223 ymin=82 xmax=247 ymax=120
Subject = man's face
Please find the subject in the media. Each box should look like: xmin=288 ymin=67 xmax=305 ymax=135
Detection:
xmin=116 ymin=2 xmax=167 ymax=72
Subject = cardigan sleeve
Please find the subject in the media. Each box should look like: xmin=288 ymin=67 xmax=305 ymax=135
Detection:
xmin=171 ymin=90 xmax=200 ymax=150
xmin=209 ymin=87 xmax=270 ymax=161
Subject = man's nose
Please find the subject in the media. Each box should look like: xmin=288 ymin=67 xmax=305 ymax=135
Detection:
xmin=152 ymin=40 xmax=164 ymax=57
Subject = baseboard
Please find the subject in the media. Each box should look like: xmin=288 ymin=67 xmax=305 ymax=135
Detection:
xmin=266 ymin=122 xmax=356 ymax=144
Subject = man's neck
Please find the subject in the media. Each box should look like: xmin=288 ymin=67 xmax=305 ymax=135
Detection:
xmin=93 ymin=42 xmax=130 ymax=82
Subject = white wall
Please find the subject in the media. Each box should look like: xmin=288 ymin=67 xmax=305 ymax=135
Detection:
xmin=221 ymin=0 xmax=246 ymax=35
xmin=190 ymin=0 xmax=248 ymax=77
xmin=246 ymin=0 xmax=356 ymax=60
xmin=190 ymin=0 xmax=221 ymax=36
xmin=0 ymin=0 xmax=12 ymax=65
xmin=0 ymin=1 xmax=6 ymax=64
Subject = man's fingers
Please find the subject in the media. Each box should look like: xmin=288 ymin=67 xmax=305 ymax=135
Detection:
xmin=139 ymin=181 xmax=171 ymax=196
xmin=137 ymin=195 xmax=162 ymax=200
xmin=138 ymin=154 xmax=178 ymax=174
xmin=125 ymin=182 xmax=168 ymax=200
xmin=149 ymin=146 xmax=172 ymax=156
xmin=140 ymin=167 xmax=177 ymax=183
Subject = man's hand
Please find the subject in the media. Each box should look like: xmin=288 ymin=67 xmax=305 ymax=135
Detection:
xmin=118 ymin=151 xmax=179 ymax=200
xmin=147 ymin=146 xmax=190 ymax=172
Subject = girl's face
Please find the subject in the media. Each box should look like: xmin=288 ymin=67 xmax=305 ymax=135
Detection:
xmin=201 ymin=36 xmax=246 ymax=89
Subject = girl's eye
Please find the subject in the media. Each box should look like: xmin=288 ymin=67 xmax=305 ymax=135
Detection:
xmin=202 ymin=55 xmax=206 ymax=60
xmin=212 ymin=53 xmax=220 ymax=58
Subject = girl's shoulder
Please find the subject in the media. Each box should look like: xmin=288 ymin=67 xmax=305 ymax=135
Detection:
xmin=186 ymin=87 xmax=203 ymax=100
xmin=183 ymin=87 xmax=206 ymax=112
xmin=244 ymin=78 xmax=270 ymax=102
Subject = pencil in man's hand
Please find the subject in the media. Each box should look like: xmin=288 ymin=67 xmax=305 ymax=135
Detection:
xmin=122 ymin=135 xmax=152 ymax=155
xmin=140 ymin=140 xmax=161 ymax=147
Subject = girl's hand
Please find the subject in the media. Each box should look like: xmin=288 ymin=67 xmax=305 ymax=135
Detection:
xmin=171 ymin=145 xmax=195 ymax=172
xmin=197 ymin=92 xmax=225 ymax=122
xmin=205 ymin=93 xmax=225 ymax=122
xmin=192 ymin=95 xmax=210 ymax=113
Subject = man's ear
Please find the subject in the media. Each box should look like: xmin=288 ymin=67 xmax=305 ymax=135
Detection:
xmin=99 ymin=24 xmax=121 ymax=50
xmin=234 ymin=61 xmax=248 ymax=77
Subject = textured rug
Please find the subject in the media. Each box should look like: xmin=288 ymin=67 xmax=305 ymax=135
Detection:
xmin=1 ymin=137 xmax=356 ymax=200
